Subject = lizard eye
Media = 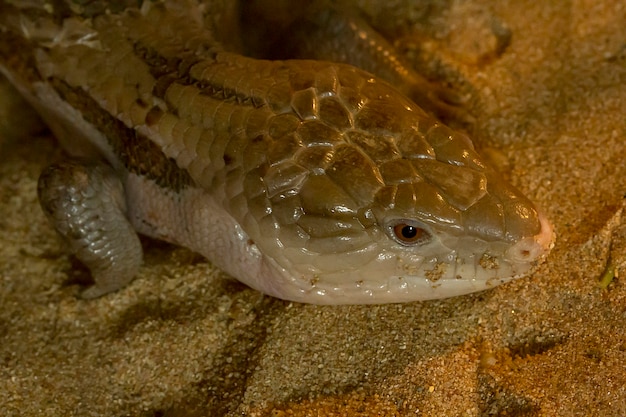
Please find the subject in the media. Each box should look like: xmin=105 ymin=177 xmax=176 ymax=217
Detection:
xmin=387 ymin=220 xmax=432 ymax=246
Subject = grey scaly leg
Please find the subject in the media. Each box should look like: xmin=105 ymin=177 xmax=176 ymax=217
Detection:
xmin=38 ymin=161 xmax=143 ymax=298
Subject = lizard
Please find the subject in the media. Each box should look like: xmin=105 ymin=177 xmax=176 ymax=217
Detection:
xmin=0 ymin=0 xmax=554 ymax=304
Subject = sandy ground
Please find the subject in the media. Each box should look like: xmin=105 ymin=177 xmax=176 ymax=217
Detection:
xmin=1 ymin=1 xmax=625 ymax=416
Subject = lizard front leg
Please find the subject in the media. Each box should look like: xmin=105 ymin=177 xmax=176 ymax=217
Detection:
xmin=38 ymin=160 xmax=143 ymax=298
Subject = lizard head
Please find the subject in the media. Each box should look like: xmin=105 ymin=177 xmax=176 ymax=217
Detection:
xmin=243 ymin=64 xmax=554 ymax=304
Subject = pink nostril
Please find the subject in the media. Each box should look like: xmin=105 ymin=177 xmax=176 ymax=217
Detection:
xmin=506 ymin=238 xmax=542 ymax=262
xmin=506 ymin=211 xmax=555 ymax=263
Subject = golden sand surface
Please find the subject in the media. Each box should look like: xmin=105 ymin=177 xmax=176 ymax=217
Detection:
xmin=0 ymin=1 xmax=624 ymax=415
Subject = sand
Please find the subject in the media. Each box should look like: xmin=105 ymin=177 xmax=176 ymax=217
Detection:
xmin=0 ymin=1 xmax=625 ymax=416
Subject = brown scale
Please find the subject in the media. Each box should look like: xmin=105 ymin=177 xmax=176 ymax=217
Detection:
xmin=49 ymin=78 xmax=194 ymax=192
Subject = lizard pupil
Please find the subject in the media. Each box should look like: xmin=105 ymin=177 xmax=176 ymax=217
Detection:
xmin=401 ymin=225 xmax=418 ymax=239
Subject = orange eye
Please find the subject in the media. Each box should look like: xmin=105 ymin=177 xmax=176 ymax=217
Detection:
xmin=390 ymin=221 xmax=431 ymax=245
